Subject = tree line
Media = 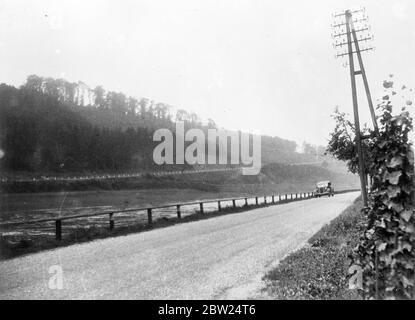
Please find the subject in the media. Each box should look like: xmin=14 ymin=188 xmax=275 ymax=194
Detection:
xmin=25 ymin=75 xmax=209 ymax=127
xmin=0 ymin=83 xmax=156 ymax=173
xmin=0 ymin=75 xmax=324 ymax=175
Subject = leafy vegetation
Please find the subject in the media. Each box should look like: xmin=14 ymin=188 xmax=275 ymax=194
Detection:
xmin=327 ymin=77 xmax=415 ymax=300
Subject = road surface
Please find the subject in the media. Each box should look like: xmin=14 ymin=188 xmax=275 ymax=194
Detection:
xmin=0 ymin=192 xmax=359 ymax=300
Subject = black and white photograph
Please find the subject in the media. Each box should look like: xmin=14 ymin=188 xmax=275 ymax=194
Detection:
xmin=0 ymin=0 xmax=414 ymax=307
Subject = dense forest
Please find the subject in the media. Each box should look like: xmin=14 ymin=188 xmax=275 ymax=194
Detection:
xmin=0 ymin=75 xmax=327 ymax=176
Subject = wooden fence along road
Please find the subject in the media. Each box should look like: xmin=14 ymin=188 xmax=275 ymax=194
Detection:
xmin=1 ymin=191 xmax=318 ymax=241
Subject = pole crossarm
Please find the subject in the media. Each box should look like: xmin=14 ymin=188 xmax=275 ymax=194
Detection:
xmin=332 ymin=27 xmax=369 ymax=38
xmin=332 ymin=18 xmax=368 ymax=28
xmin=334 ymin=8 xmax=365 ymax=17
xmin=334 ymin=36 xmax=373 ymax=48
xmin=336 ymin=47 xmax=374 ymax=58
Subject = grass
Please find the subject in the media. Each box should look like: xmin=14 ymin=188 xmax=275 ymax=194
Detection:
xmin=263 ymin=197 xmax=366 ymax=300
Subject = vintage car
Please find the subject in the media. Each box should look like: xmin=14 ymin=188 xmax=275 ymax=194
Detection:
xmin=314 ymin=181 xmax=334 ymax=197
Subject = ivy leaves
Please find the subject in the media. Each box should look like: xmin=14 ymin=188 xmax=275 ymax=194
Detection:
xmin=328 ymin=79 xmax=415 ymax=299
xmin=386 ymin=171 xmax=402 ymax=185
xmin=400 ymin=210 xmax=413 ymax=223
xmin=386 ymin=156 xmax=402 ymax=169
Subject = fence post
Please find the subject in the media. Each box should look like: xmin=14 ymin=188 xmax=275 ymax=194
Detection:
xmin=264 ymin=196 xmax=267 ymax=204
xmin=109 ymin=213 xmax=114 ymax=230
xmin=147 ymin=208 xmax=152 ymax=226
xmin=279 ymin=195 xmax=281 ymax=202
xmin=232 ymin=199 xmax=236 ymax=208
xmin=218 ymin=201 xmax=221 ymax=212
xmin=245 ymin=198 xmax=248 ymax=206
xmin=285 ymin=194 xmax=288 ymax=202
xmin=55 ymin=219 xmax=62 ymax=241
xmin=255 ymin=197 xmax=258 ymax=205
xmin=272 ymin=195 xmax=275 ymax=203
xmin=177 ymin=205 xmax=181 ymax=219
xmin=200 ymin=203 xmax=204 ymax=214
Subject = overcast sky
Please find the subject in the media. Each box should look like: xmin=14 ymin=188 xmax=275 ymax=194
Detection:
xmin=0 ymin=0 xmax=414 ymax=146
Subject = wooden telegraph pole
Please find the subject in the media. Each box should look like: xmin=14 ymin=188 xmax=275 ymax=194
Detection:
xmin=332 ymin=8 xmax=378 ymax=206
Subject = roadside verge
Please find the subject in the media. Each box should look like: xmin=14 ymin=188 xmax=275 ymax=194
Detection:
xmin=263 ymin=197 xmax=365 ymax=300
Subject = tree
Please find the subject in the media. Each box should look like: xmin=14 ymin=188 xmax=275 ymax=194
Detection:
xmin=176 ymin=109 xmax=189 ymax=122
xmin=147 ymin=101 xmax=155 ymax=119
xmin=112 ymin=92 xmax=127 ymax=114
xmin=25 ymin=75 xmax=43 ymax=91
xmin=154 ymin=102 xmax=163 ymax=119
xmin=127 ymin=97 xmax=138 ymax=115
xmin=64 ymin=81 xmax=76 ymax=104
xmin=207 ymin=118 xmax=217 ymax=129
xmin=93 ymin=86 xmax=106 ymax=108
xmin=302 ymin=142 xmax=315 ymax=155
xmin=105 ymin=91 xmax=127 ymax=113
xmin=43 ymin=77 xmax=60 ymax=100
xmin=327 ymin=109 xmax=372 ymax=175
xmin=138 ymin=98 xmax=148 ymax=119
xmin=189 ymin=112 xmax=201 ymax=126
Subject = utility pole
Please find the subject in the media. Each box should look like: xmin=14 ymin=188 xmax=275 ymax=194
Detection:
xmin=332 ymin=8 xmax=377 ymax=206
xmin=345 ymin=10 xmax=368 ymax=206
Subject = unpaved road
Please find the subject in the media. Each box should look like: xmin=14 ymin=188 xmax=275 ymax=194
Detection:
xmin=0 ymin=192 xmax=359 ymax=300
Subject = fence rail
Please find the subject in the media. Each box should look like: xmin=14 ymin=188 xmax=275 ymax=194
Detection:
xmin=1 ymin=191 xmax=320 ymax=241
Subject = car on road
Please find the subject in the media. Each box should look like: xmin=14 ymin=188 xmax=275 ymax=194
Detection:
xmin=314 ymin=181 xmax=334 ymax=197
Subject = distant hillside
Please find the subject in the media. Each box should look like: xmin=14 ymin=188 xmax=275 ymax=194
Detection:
xmin=0 ymin=75 xmax=341 ymax=176
xmin=0 ymin=84 xmax=156 ymax=173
